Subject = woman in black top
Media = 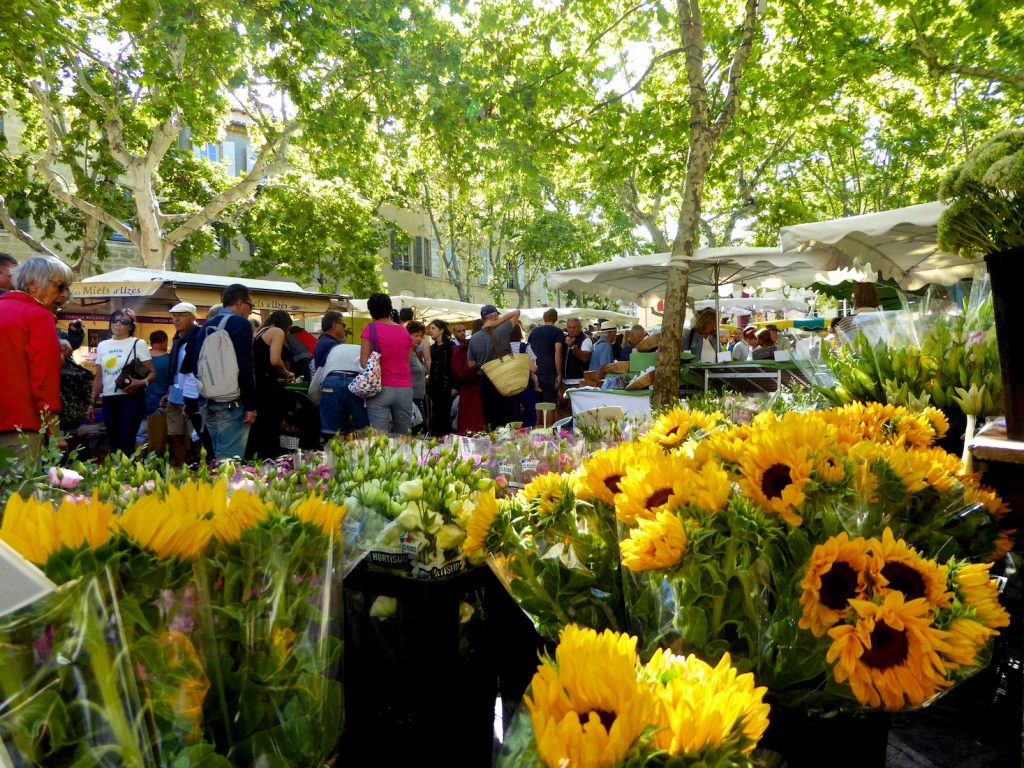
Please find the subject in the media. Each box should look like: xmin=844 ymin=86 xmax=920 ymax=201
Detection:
xmin=426 ymin=320 xmax=454 ymax=437
xmin=246 ymin=310 xmax=295 ymax=459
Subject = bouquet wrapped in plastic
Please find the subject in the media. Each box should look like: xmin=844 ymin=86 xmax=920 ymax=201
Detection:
xmin=495 ymin=624 xmax=770 ymax=767
xmin=465 ymin=472 xmax=627 ymax=641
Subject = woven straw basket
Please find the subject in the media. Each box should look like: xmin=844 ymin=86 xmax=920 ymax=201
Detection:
xmin=481 ymin=352 xmax=531 ymax=396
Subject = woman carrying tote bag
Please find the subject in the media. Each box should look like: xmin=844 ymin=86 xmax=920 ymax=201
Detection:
xmin=359 ymin=294 xmax=416 ymax=434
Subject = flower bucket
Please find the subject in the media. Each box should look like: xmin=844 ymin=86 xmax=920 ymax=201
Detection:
xmin=984 ymin=248 xmax=1024 ymax=440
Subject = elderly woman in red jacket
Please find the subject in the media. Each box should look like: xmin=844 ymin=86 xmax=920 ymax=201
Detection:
xmin=0 ymin=255 xmax=72 ymax=462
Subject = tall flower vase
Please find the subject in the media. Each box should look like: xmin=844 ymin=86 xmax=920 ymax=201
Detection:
xmin=984 ymin=249 xmax=1024 ymax=440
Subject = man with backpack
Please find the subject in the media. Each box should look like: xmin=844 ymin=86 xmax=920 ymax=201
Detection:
xmin=194 ymin=284 xmax=258 ymax=458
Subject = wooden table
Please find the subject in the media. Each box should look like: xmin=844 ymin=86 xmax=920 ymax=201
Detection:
xmin=968 ymin=418 xmax=1024 ymax=465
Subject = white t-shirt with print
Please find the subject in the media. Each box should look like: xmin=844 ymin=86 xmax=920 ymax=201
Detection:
xmin=96 ymin=337 xmax=152 ymax=397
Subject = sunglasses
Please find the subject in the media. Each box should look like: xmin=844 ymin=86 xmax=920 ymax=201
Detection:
xmin=112 ymin=318 xmax=134 ymax=326
xmin=51 ymin=281 xmax=70 ymax=293
xmin=240 ymin=299 xmax=253 ymax=309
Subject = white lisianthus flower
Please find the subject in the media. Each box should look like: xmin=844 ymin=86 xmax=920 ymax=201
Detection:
xmin=369 ymin=596 xmax=398 ymax=619
xmin=436 ymin=524 xmax=466 ymax=551
xmin=398 ymin=478 xmax=424 ymax=500
xmin=396 ymin=503 xmax=424 ymax=531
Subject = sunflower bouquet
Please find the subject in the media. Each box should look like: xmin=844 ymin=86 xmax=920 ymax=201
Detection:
xmin=465 ymin=471 xmax=627 ymax=641
xmin=495 ymin=624 xmax=770 ymax=767
xmin=763 ymin=528 xmax=1010 ymax=711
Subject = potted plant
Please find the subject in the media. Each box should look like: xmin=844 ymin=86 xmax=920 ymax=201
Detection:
xmin=939 ymin=129 xmax=1024 ymax=439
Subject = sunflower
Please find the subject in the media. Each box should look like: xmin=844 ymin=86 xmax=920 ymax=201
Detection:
xmin=942 ymin=617 xmax=996 ymax=670
xmin=645 ymin=649 xmax=769 ymax=756
xmin=576 ymin=443 xmax=660 ymax=507
xmin=921 ymin=407 xmax=949 ymax=442
xmin=620 ymin=510 xmax=688 ymax=572
xmin=290 ymin=493 xmax=347 ymax=536
xmin=737 ymin=426 xmax=819 ymax=527
xmin=798 ymin=533 xmax=877 ymax=637
xmin=871 ymin=528 xmax=951 ymax=610
xmin=0 ymin=492 xmax=114 ymax=566
xmin=952 ymin=562 xmax=1011 ymax=629
xmin=156 ymin=631 xmax=210 ymax=740
xmin=826 ymin=592 xmax=951 ymax=710
xmin=614 ymin=454 xmax=699 ymax=524
xmin=643 ymin=407 xmax=725 ymax=452
xmin=117 ymin=481 xmax=220 ymax=560
xmin=814 ymin=452 xmax=849 ymax=486
xmin=694 ymin=423 xmax=751 ymax=467
xmin=845 ymin=440 xmax=882 ymax=503
xmin=525 ymin=625 xmax=658 ymax=767
xmin=212 ymin=488 xmax=269 ymax=544
xmin=462 ymin=488 xmax=500 ymax=561
xmin=877 ymin=444 xmax=957 ymax=494
xmin=893 ymin=414 xmax=938 ymax=449
xmin=519 ymin=472 xmax=574 ymax=516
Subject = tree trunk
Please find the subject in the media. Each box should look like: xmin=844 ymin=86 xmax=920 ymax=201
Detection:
xmin=132 ymin=167 xmax=167 ymax=269
xmin=74 ymin=215 xmax=105 ymax=279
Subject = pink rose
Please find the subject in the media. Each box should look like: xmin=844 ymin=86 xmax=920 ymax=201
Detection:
xmin=47 ymin=467 xmax=82 ymax=490
xmin=495 ymin=475 xmax=508 ymax=489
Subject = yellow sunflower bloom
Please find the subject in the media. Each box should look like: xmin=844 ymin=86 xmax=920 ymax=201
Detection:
xmin=620 ymin=510 xmax=687 ymax=572
xmin=942 ymin=618 xmax=996 ymax=670
xmin=815 ymin=453 xmax=848 ymax=486
xmin=157 ymin=630 xmax=210 ymax=740
xmin=462 ymin=488 xmax=500 ymax=560
xmin=877 ymin=444 xmax=957 ymax=494
xmin=871 ymin=528 xmax=951 ymax=610
xmin=645 ymin=649 xmax=769 ymax=755
xmin=290 ymin=493 xmax=347 ymax=536
xmin=643 ymin=407 xmax=725 ymax=452
xmin=525 ymin=625 xmax=658 ymax=768
xmin=118 ymin=481 xmax=220 ymax=560
xmin=212 ymin=488 xmax=269 ymax=544
xmin=614 ymin=454 xmax=705 ymax=524
xmin=576 ymin=443 xmax=660 ymax=507
xmin=953 ymin=563 xmax=1011 ymax=629
xmin=519 ymin=472 xmax=573 ymax=516
xmin=738 ymin=437 xmax=815 ymax=527
xmin=1 ymin=492 xmax=114 ymax=565
xmin=921 ymin=407 xmax=949 ymax=442
xmin=798 ymin=533 xmax=877 ymax=637
xmin=826 ymin=592 xmax=951 ymax=710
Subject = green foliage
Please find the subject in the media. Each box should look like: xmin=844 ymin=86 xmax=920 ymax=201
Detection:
xmin=238 ymin=171 xmax=388 ymax=295
xmin=939 ymin=129 xmax=1024 ymax=258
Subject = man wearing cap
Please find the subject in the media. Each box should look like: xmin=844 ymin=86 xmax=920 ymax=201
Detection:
xmin=162 ymin=302 xmax=212 ymax=464
xmin=467 ymin=303 xmax=520 ymax=429
xmin=766 ymin=324 xmax=791 ymax=351
xmin=732 ymin=325 xmax=757 ymax=361
xmin=588 ymin=321 xmax=618 ymax=372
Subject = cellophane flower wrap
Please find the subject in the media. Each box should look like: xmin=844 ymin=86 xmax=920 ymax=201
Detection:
xmin=614 ymin=403 xmax=1012 ymax=713
xmin=495 ymin=624 xmax=770 ymax=767
xmin=466 ymin=469 xmax=627 ymax=641
xmin=329 ymin=435 xmax=494 ymax=578
xmin=0 ymin=575 xmax=159 ymax=768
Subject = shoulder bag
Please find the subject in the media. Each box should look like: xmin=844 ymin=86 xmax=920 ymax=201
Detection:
xmin=115 ymin=339 xmax=149 ymax=392
xmin=348 ymin=323 xmax=383 ymax=398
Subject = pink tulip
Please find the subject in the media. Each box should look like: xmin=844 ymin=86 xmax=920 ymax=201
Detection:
xmin=47 ymin=467 xmax=83 ymax=490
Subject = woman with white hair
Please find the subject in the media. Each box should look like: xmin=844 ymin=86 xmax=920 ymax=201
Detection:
xmin=0 ymin=255 xmax=73 ymax=460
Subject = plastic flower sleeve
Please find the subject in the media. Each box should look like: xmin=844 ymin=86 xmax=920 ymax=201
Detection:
xmin=192 ymin=499 xmax=347 ymax=766
xmin=484 ymin=480 xmax=627 ymax=641
xmin=0 ymin=576 xmax=158 ymax=768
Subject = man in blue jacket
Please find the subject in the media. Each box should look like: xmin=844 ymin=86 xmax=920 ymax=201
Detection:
xmin=193 ymin=284 xmax=258 ymax=458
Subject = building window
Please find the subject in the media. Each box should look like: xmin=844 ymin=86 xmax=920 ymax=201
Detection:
xmin=423 ymin=238 xmax=432 ymax=277
xmin=194 ymin=142 xmax=220 ymax=163
xmin=430 ymin=239 xmax=441 ymax=278
xmin=389 ymin=229 xmax=411 ymax=271
xmin=413 ymin=236 xmax=424 ymax=274
xmin=222 ymin=140 xmax=237 ymax=176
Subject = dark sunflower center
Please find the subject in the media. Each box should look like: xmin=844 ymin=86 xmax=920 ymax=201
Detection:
xmin=604 ymin=474 xmax=623 ymax=494
xmin=665 ymin=426 xmax=681 ymax=438
xmin=861 ymin=620 xmax=910 ymax=670
xmin=578 ymin=709 xmax=617 ymax=731
xmin=761 ymin=463 xmax=793 ymax=499
xmin=881 ymin=562 xmax=926 ymax=601
xmin=819 ymin=562 xmax=859 ymax=610
xmin=646 ymin=488 xmax=672 ymax=510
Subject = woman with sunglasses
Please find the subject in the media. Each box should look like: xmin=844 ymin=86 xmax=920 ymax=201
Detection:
xmin=86 ymin=308 xmax=155 ymax=456
xmin=0 ymin=255 xmax=73 ymax=462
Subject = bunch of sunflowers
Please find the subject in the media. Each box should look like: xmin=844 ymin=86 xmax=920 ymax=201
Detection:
xmin=496 ymin=624 xmax=769 ymax=767
xmin=0 ymin=476 xmax=355 ymax=767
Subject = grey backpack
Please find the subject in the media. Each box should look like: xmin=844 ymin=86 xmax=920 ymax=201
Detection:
xmin=196 ymin=315 xmax=240 ymax=402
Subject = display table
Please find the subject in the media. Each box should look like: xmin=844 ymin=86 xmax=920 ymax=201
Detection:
xmin=687 ymin=360 xmax=809 ymax=393
xmin=566 ymin=387 xmax=653 ymax=418
xmin=967 ymin=418 xmax=1024 ymax=465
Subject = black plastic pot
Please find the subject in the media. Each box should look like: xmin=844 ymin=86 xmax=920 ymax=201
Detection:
xmin=985 ymin=248 xmax=1024 ymax=440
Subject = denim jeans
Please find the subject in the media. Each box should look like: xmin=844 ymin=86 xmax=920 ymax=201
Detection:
xmin=200 ymin=400 xmax=250 ymax=459
xmin=365 ymin=385 xmax=414 ymax=435
xmin=320 ymin=373 xmax=369 ymax=436
xmin=102 ymin=392 xmax=146 ymax=456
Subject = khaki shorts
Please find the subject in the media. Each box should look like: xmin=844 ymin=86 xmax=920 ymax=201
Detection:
xmin=166 ymin=405 xmax=190 ymax=436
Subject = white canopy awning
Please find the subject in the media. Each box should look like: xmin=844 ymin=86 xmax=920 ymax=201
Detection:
xmin=778 ymin=202 xmax=981 ymax=290
xmin=518 ymin=307 xmax=638 ymax=327
xmin=693 ymin=296 xmax=810 ymax=314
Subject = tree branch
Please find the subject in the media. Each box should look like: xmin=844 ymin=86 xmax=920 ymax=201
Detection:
xmin=164 ymin=124 xmax=297 ymax=246
xmin=710 ymin=0 xmax=760 ymax=141
xmin=0 ymin=196 xmax=59 ymax=257
xmin=909 ymin=12 xmax=1024 ymax=88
